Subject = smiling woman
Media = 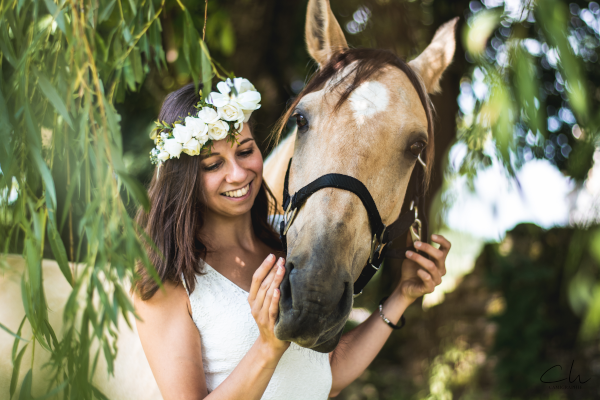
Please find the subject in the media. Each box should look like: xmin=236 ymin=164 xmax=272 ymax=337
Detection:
xmin=134 ymin=83 xmax=281 ymax=302
xmin=131 ymin=82 xmax=335 ymax=400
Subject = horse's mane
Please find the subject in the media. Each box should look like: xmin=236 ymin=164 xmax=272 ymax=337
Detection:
xmin=271 ymin=48 xmax=435 ymax=191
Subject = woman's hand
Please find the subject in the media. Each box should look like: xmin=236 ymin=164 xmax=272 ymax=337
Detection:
xmin=395 ymin=234 xmax=451 ymax=302
xmin=248 ymin=254 xmax=291 ymax=357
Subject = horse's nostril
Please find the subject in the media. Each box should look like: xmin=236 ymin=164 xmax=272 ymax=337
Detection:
xmin=337 ymin=281 xmax=350 ymax=316
xmin=280 ymin=261 xmax=294 ymax=310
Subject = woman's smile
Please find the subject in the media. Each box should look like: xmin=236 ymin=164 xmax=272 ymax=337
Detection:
xmin=221 ymin=179 xmax=253 ymax=200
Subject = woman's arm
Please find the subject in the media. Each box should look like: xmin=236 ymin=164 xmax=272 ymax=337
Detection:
xmin=327 ymin=235 xmax=451 ymax=397
xmin=135 ymin=256 xmax=289 ymax=400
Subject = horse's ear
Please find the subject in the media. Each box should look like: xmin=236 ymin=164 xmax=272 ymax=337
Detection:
xmin=409 ymin=17 xmax=459 ymax=94
xmin=305 ymin=0 xmax=348 ymax=68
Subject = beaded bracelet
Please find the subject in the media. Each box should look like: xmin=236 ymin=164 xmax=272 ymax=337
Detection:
xmin=378 ymin=296 xmax=406 ymax=330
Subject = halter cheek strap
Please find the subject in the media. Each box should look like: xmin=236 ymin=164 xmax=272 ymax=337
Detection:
xmin=279 ymin=158 xmax=428 ymax=297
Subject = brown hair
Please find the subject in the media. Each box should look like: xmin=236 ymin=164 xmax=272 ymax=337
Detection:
xmin=273 ymin=48 xmax=435 ymax=190
xmin=134 ymin=83 xmax=282 ymax=301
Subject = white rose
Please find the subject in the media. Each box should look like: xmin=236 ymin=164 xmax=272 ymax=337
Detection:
xmin=196 ymin=130 xmax=209 ymax=147
xmin=184 ymin=116 xmax=208 ymax=139
xmin=207 ymin=92 xmax=230 ymax=107
xmin=157 ymin=150 xmax=170 ymax=161
xmin=163 ymin=138 xmax=183 ymax=158
xmin=182 ymin=138 xmax=201 ymax=156
xmin=236 ymin=91 xmax=261 ymax=111
xmin=234 ymin=121 xmax=243 ymax=132
xmin=208 ymin=120 xmax=230 ymax=141
xmin=173 ymin=123 xmax=192 ymax=144
xmin=232 ymin=77 xmax=255 ymax=94
xmin=218 ymin=103 xmax=245 ymax=122
xmin=197 ymin=107 xmax=220 ymax=124
xmin=206 ymin=81 xmax=233 ymax=107
xmin=207 ymin=78 xmax=258 ymax=107
xmin=242 ymin=109 xmax=254 ymax=123
xmin=217 ymin=80 xmax=232 ymax=95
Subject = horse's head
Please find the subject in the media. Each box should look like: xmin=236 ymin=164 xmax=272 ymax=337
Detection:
xmin=274 ymin=0 xmax=458 ymax=352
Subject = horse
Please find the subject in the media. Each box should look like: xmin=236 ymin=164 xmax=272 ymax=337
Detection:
xmin=263 ymin=0 xmax=457 ymax=353
xmin=0 ymin=0 xmax=457 ymax=397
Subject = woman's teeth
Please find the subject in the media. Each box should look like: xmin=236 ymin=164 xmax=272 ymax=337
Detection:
xmin=222 ymin=183 xmax=250 ymax=198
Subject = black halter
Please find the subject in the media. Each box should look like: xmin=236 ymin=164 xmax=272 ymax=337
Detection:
xmin=279 ymin=158 xmax=428 ymax=297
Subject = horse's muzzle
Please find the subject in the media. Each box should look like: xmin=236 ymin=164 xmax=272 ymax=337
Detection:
xmin=274 ymin=258 xmax=353 ymax=352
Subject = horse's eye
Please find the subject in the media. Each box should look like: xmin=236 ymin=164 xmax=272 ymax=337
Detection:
xmin=295 ymin=114 xmax=308 ymax=131
xmin=410 ymin=141 xmax=426 ymax=156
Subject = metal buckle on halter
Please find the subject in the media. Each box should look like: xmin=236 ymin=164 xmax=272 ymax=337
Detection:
xmin=409 ymin=201 xmax=422 ymax=243
xmin=368 ymin=225 xmax=387 ymax=265
xmin=283 ymin=201 xmax=298 ymax=236
xmin=353 ymin=290 xmax=363 ymax=298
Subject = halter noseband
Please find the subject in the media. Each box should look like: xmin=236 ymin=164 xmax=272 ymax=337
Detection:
xmin=279 ymin=156 xmax=428 ymax=297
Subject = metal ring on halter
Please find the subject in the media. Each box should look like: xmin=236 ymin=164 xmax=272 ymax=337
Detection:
xmin=417 ymin=154 xmax=427 ymax=168
xmin=409 ymin=218 xmax=422 ymax=243
xmin=283 ymin=202 xmax=298 ymax=236
xmin=353 ymin=290 xmax=363 ymax=298
xmin=409 ymin=200 xmax=422 ymax=243
xmin=367 ymin=225 xmax=387 ymax=264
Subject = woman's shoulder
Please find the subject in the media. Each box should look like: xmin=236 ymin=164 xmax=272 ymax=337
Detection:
xmin=133 ymin=279 xmax=191 ymax=319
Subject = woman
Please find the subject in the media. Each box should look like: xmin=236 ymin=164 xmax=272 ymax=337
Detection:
xmin=133 ymin=80 xmax=451 ymax=400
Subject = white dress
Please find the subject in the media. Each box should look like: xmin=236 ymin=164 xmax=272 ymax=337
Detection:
xmin=182 ymin=258 xmax=333 ymax=399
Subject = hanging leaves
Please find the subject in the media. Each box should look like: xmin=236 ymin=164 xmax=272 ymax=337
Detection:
xmin=457 ymin=0 xmax=598 ymax=179
xmin=0 ymin=0 xmax=213 ymax=397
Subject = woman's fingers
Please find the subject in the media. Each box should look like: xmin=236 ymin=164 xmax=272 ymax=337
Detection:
xmin=269 ymin=288 xmax=281 ymax=321
xmin=414 ymin=241 xmax=446 ymax=276
xmin=431 ymin=234 xmax=451 ymax=253
xmin=405 ymin=250 xmax=442 ymax=285
xmin=261 ymin=262 xmax=285 ymax=313
xmin=251 ymin=258 xmax=284 ymax=316
xmin=249 ymin=254 xmax=277 ymax=302
xmin=414 ymin=241 xmax=443 ymax=260
xmin=417 ymin=269 xmax=436 ymax=293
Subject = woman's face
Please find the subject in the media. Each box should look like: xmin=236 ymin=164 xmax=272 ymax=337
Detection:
xmin=199 ymin=124 xmax=263 ymax=218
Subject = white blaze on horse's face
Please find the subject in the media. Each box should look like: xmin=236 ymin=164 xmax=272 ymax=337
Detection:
xmin=349 ymin=81 xmax=390 ymax=125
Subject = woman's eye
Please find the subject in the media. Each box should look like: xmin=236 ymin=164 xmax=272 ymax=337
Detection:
xmin=294 ymin=113 xmax=308 ymax=131
xmin=204 ymin=162 xmax=221 ymax=171
xmin=239 ymin=148 xmax=254 ymax=157
xmin=410 ymin=141 xmax=426 ymax=156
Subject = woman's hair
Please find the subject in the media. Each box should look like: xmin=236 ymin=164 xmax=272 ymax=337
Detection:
xmin=134 ymin=82 xmax=282 ymax=301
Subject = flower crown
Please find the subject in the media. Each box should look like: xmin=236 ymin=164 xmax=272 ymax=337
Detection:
xmin=149 ymin=77 xmax=261 ymax=168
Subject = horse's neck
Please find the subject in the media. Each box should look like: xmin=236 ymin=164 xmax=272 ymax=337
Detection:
xmin=263 ymin=129 xmax=296 ymax=214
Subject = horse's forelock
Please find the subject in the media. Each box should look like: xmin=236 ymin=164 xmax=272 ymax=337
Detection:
xmin=273 ymin=48 xmax=435 ymax=191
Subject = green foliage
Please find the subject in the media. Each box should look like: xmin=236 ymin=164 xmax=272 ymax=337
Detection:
xmin=0 ymin=0 xmax=212 ymax=397
xmin=459 ymin=0 xmax=599 ymax=179
xmin=482 ymin=224 xmax=599 ymax=398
